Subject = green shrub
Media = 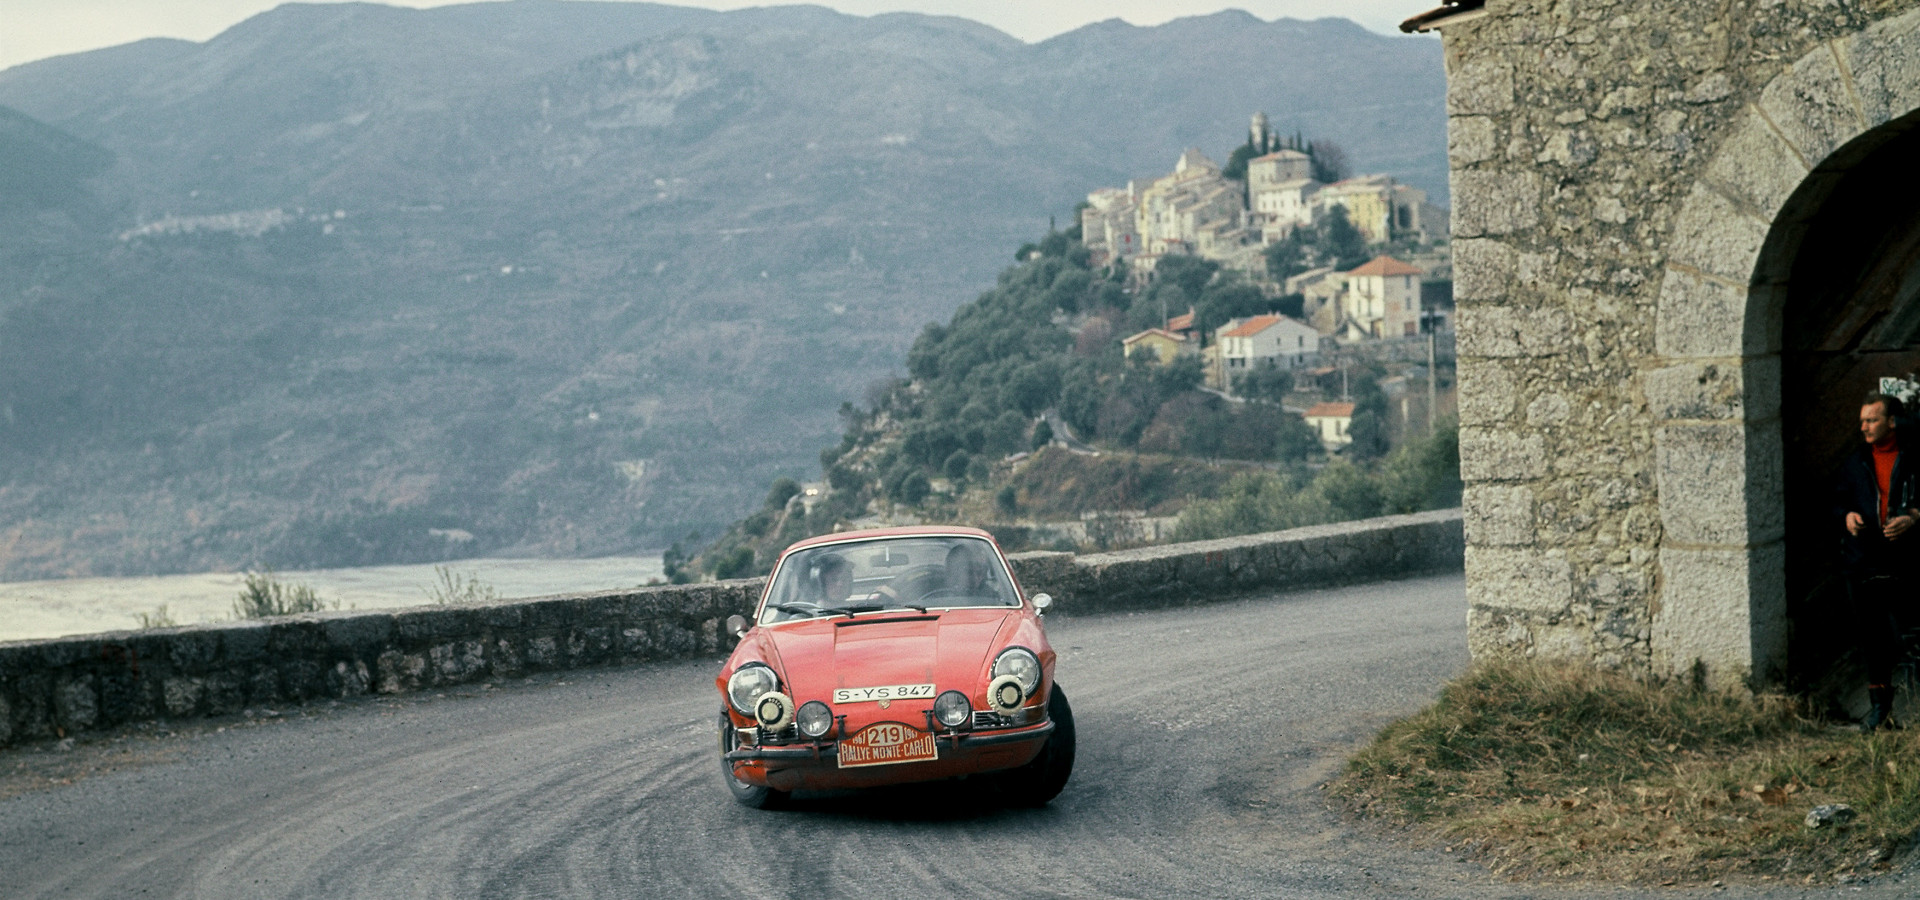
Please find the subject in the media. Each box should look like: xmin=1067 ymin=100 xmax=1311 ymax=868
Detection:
xmin=425 ymin=565 xmax=500 ymax=605
xmin=233 ymin=570 xmax=331 ymax=618
xmin=135 ymin=605 xmax=178 ymax=629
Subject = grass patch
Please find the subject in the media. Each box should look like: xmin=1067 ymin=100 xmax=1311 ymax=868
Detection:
xmin=1335 ymin=661 xmax=1920 ymax=885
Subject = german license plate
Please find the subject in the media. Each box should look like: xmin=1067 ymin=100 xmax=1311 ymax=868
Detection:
xmin=838 ymin=721 xmax=938 ymax=768
xmin=832 ymin=683 xmax=935 ymax=704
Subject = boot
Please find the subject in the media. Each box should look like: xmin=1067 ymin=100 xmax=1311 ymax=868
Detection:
xmin=1863 ymin=684 xmax=1895 ymax=733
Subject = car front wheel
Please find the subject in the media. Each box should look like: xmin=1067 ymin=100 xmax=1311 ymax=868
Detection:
xmin=719 ymin=713 xmax=789 ymax=810
xmin=1002 ymin=683 xmax=1075 ymax=807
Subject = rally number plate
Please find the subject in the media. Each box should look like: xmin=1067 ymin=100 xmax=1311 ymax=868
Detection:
xmin=832 ymin=683 xmax=935 ymax=704
xmin=838 ymin=721 xmax=938 ymax=768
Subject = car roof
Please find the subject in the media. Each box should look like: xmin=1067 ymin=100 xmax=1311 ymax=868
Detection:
xmin=777 ymin=525 xmax=997 ymax=557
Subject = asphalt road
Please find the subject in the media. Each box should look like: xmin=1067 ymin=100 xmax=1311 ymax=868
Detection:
xmin=0 ymin=574 xmax=1907 ymax=899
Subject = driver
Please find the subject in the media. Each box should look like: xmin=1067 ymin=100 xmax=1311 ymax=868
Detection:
xmin=943 ymin=541 xmax=993 ymax=597
xmin=813 ymin=553 xmax=854 ymax=605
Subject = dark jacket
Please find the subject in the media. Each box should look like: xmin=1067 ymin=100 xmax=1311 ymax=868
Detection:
xmin=1835 ymin=440 xmax=1920 ymax=578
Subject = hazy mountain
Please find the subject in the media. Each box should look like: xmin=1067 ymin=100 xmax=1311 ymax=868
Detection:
xmin=0 ymin=1 xmax=1444 ymax=579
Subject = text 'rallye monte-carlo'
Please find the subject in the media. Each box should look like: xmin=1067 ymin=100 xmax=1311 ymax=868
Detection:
xmin=716 ymin=526 xmax=1074 ymax=808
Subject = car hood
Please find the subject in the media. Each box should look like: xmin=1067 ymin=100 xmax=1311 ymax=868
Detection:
xmin=758 ymin=608 xmax=1017 ymax=703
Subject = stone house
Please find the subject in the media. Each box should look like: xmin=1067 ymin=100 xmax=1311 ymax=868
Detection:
xmin=1413 ymin=0 xmax=1920 ymax=690
xmin=1135 ymin=149 xmax=1242 ymax=256
xmin=1341 ymin=255 xmax=1429 ymax=338
xmin=1120 ymin=328 xmax=1192 ymax=366
xmin=1315 ymin=175 xmax=1440 ymax=245
xmin=1079 ymin=185 xmax=1138 ymax=265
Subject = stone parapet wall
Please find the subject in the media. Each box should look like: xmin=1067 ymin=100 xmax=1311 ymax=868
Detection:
xmin=0 ymin=510 xmax=1461 ymax=746
xmin=1010 ymin=509 xmax=1464 ymax=612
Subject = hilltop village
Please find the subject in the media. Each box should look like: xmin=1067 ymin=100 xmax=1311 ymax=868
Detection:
xmin=1082 ymin=112 xmax=1454 ymax=447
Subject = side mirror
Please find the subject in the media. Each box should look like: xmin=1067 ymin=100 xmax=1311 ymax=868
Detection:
xmin=1030 ymin=593 xmax=1053 ymax=616
xmin=726 ymin=614 xmax=749 ymax=639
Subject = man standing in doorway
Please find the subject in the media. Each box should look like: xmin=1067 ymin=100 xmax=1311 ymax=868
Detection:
xmin=1836 ymin=392 xmax=1920 ymax=731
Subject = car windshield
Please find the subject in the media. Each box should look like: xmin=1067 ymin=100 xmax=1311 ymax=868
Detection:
xmin=759 ymin=536 xmax=1020 ymax=623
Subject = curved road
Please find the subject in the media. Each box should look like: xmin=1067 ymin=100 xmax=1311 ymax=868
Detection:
xmin=0 ymin=575 xmax=1899 ymax=898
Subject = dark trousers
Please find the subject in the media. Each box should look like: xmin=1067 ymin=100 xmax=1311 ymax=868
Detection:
xmin=1851 ymin=574 xmax=1911 ymax=688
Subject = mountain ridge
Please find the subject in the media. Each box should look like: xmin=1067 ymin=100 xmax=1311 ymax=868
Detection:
xmin=0 ymin=2 xmax=1444 ymax=580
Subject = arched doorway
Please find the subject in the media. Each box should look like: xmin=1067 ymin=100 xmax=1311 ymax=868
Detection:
xmin=1648 ymin=10 xmax=1920 ymax=690
xmin=1778 ymin=115 xmax=1920 ymax=698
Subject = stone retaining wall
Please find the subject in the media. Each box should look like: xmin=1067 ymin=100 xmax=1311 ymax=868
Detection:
xmin=0 ymin=509 xmax=1461 ymax=746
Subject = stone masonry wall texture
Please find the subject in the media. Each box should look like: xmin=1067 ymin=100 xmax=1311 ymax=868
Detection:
xmin=1441 ymin=0 xmax=1920 ymax=687
xmin=0 ymin=511 xmax=1460 ymax=747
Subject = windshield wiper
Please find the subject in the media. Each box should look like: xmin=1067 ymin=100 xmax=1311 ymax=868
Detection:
xmin=774 ymin=603 xmax=854 ymax=619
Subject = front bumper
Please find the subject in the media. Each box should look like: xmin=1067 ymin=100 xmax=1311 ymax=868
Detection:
xmin=725 ymin=721 xmax=1053 ymax=792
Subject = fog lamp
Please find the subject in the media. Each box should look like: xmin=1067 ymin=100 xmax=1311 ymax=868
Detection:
xmin=796 ymin=700 xmax=834 ymax=738
xmin=755 ymin=691 xmax=795 ymax=730
xmin=933 ymin=690 xmax=972 ymax=728
xmin=988 ymin=675 xmax=1025 ymax=713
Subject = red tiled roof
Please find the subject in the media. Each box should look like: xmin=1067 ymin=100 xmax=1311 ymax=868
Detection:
xmin=1166 ymin=309 xmax=1195 ymax=331
xmin=1305 ymin=402 xmax=1356 ymax=418
xmin=1344 ymin=255 xmax=1425 ymax=277
xmin=1221 ymin=314 xmax=1284 ymax=338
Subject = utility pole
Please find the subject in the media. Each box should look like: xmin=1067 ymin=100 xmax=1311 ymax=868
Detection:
xmin=1421 ymin=306 xmax=1441 ymax=435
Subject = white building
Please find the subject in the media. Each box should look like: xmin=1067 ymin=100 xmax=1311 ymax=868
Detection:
xmin=1247 ymin=149 xmax=1320 ymax=243
xmin=1215 ymin=313 xmax=1321 ymax=378
xmin=1304 ymin=401 xmax=1355 ymax=448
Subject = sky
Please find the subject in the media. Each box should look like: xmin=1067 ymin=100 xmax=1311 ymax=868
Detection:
xmin=0 ymin=0 xmax=1433 ymax=71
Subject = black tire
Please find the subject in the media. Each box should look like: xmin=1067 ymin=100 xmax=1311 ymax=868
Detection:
xmin=719 ymin=713 xmax=789 ymax=810
xmin=1002 ymin=683 xmax=1075 ymax=807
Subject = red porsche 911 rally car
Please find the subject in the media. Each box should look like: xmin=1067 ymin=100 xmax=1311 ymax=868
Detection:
xmin=716 ymin=526 xmax=1074 ymax=808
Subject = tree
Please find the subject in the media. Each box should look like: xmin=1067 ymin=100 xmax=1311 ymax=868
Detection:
xmin=1264 ymin=233 xmax=1309 ymax=283
xmin=897 ymin=471 xmax=931 ymax=505
xmin=1238 ymin=360 xmax=1294 ymax=404
xmin=1222 ymin=139 xmax=1259 ymax=182
xmin=1319 ymin=205 xmax=1370 ymax=271
xmin=943 ymin=449 xmax=972 ymax=482
xmin=1345 ymin=408 xmax=1391 ymax=461
xmin=1153 ymin=254 xmax=1218 ymax=299
xmin=1272 ymin=412 xmax=1322 ymax=462
xmin=711 ymin=545 xmax=756 ymax=579
xmin=1031 ymin=420 xmax=1054 ymax=450
xmin=1308 ymin=139 xmax=1349 ymax=184
xmin=1193 ymin=280 xmax=1273 ymax=338
xmin=764 ymin=477 xmax=801 ymax=509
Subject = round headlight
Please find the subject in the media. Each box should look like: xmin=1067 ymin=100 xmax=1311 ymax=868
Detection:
xmin=933 ymin=690 xmax=972 ymax=728
xmin=755 ymin=691 xmax=795 ymax=730
xmin=796 ymin=700 xmax=834 ymax=738
xmin=727 ymin=664 xmax=779 ymax=716
xmin=991 ymin=647 xmax=1041 ymax=697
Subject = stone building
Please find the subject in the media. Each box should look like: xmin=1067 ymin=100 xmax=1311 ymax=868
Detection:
xmin=1417 ymin=0 xmax=1920 ymax=690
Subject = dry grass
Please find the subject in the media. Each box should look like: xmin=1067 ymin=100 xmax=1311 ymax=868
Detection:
xmin=1335 ymin=661 xmax=1920 ymax=884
